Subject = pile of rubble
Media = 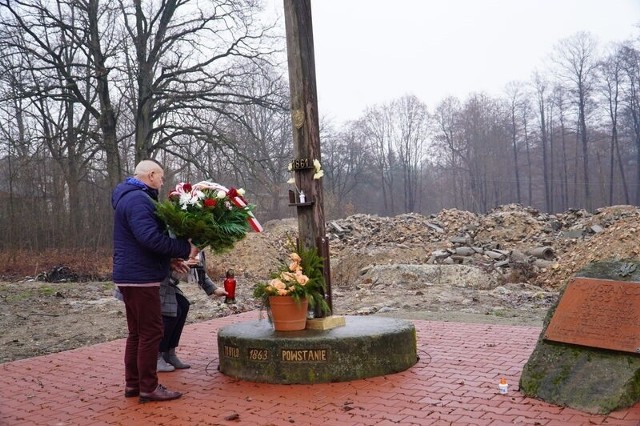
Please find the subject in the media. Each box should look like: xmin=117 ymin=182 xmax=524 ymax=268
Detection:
xmin=161 ymin=203 xmax=640 ymax=323
xmin=325 ymin=204 xmax=640 ymax=288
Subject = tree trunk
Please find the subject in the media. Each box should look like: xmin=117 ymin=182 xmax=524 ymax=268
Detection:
xmin=283 ymin=0 xmax=330 ymax=312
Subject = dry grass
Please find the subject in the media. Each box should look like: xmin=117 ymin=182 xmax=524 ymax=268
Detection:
xmin=0 ymin=248 xmax=113 ymax=281
xmin=0 ymin=247 xmax=237 ymax=282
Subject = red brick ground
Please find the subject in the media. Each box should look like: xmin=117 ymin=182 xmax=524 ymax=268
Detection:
xmin=1 ymin=311 xmax=639 ymax=425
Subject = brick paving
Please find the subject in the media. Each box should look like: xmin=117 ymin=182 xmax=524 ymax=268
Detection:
xmin=1 ymin=311 xmax=639 ymax=425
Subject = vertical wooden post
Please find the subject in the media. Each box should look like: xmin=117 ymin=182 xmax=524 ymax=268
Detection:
xmin=283 ymin=0 xmax=332 ymax=313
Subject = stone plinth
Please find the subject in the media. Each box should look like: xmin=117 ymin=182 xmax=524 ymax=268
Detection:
xmin=217 ymin=315 xmax=417 ymax=384
xmin=520 ymin=260 xmax=640 ymax=414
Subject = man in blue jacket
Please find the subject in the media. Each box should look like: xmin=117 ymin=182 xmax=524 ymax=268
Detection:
xmin=112 ymin=159 xmax=198 ymax=403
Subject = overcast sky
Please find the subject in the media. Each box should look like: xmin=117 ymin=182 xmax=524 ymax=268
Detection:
xmin=265 ymin=0 xmax=640 ymax=124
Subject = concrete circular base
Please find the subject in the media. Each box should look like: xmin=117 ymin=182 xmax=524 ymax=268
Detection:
xmin=217 ymin=315 xmax=418 ymax=384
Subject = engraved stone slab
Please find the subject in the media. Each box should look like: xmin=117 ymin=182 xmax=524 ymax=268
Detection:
xmin=218 ymin=315 xmax=417 ymax=384
xmin=544 ymin=277 xmax=640 ymax=353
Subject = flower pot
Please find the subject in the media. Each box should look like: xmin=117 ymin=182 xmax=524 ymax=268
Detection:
xmin=268 ymin=296 xmax=308 ymax=331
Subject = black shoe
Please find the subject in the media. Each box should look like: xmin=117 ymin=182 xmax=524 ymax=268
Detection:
xmin=124 ymin=387 xmax=139 ymax=398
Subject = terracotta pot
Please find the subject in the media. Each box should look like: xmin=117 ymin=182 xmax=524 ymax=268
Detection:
xmin=268 ymin=296 xmax=308 ymax=331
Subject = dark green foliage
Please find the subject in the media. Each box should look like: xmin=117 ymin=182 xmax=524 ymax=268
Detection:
xmin=253 ymin=243 xmax=331 ymax=317
xmin=155 ymin=197 xmax=252 ymax=253
xmin=297 ymin=245 xmax=330 ymax=315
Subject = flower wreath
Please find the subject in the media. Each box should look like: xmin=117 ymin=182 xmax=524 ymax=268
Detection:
xmin=155 ymin=181 xmax=262 ymax=252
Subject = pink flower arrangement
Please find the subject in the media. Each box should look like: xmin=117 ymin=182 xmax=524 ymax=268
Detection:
xmin=253 ymin=247 xmax=330 ymax=316
xmin=263 ymin=253 xmax=311 ymax=297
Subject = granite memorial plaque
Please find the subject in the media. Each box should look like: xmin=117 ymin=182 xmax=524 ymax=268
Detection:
xmin=544 ymin=277 xmax=640 ymax=353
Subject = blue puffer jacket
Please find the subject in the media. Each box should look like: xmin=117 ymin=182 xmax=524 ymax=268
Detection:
xmin=112 ymin=177 xmax=191 ymax=284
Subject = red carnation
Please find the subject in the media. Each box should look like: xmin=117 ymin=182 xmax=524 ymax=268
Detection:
xmin=182 ymin=183 xmax=193 ymax=192
xmin=203 ymin=198 xmax=217 ymax=208
xmin=226 ymin=187 xmax=238 ymax=198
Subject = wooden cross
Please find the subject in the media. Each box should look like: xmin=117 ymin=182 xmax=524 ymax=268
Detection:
xmin=283 ymin=0 xmax=333 ymax=313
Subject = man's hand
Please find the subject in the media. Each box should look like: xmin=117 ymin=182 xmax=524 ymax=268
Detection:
xmin=170 ymin=258 xmax=189 ymax=274
xmin=188 ymin=240 xmax=200 ymax=260
xmin=213 ymin=288 xmax=227 ymax=298
xmin=185 ymin=257 xmax=200 ymax=268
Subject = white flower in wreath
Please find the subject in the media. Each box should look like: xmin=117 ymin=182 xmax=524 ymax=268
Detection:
xmin=179 ymin=193 xmax=191 ymax=210
xmin=179 ymin=190 xmax=204 ymax=210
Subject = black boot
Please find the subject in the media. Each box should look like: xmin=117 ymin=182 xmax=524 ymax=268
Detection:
xmin=164 ymin=348 xmax=191 ymax=369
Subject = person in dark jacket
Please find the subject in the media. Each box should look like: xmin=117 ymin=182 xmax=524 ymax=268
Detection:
xmin=157 ymin=251 xmax=227 ymax=372
xmin=112 ymin=159 xmax=198 ymax=403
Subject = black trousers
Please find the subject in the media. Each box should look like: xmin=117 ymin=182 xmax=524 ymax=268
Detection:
xmin=159 ymin=292 xmax=190 ymax=352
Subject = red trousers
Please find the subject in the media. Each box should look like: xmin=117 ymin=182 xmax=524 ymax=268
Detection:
xmin=118 ymin=286 xmax=163 ymax=393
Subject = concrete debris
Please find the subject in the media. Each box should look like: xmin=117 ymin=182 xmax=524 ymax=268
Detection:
xmin=216 ymin=204 xmax=640 ymax=293
xmin=326 ymin=204 xmax=640 ymax=289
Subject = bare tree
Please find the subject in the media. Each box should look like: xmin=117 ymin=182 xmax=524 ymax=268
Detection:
xmin=550 ymin=85 xmax=571 ymax=210
xmin=432 ymin=97 xmax=465 ymax=208
xmin=459 ymin=94 xmax=510 ymax=212
xmin=505 ymin=82 xmax=526 ymax=205
xmin=321 ymin=120 xmax=372 ymax=216
xmin=0 ymin=56 xmax=32 ymax=251
xmin=0 ymin=1 xmax=107 ymax=246
xmin=0 ymin=0 xmax=279 ymax=250
xmin=392 ymin=95 xmax=429 ymax=212
xmin=218 ymin=65 xmax=292 ymax=220
xmin=619 ymin=42 xmax=640 ymax=204
xmin=362 ymin=104 xmax=396 ymax=214
xmin=532 ymin=72 xmax=552 ymax=211
xmin=599 ymin=45 xmax=630 ymax=204
xmin=118 ymin=0 xmax=279 ymax=163
xmin=553 ymin=32 xmax=599 ymax=210
xmin=0 ymin=0 xmax=121 ymax=188
xmin=520 ymin=95 xmax=534 ymax=207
